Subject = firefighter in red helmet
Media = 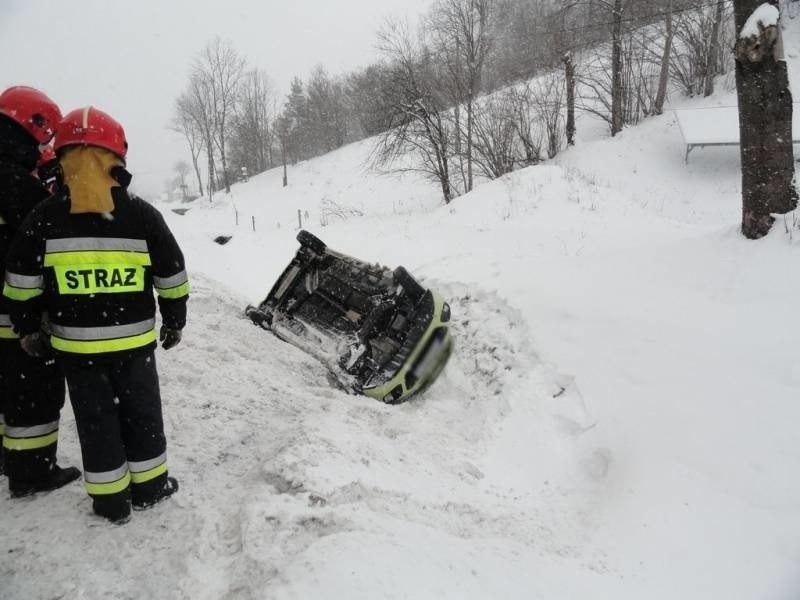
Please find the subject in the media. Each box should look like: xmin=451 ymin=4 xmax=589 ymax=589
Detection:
xmin=0 ymin=86 xmax=80 ymax=491
xmin=4 ymin=106 xmax=188 ymax=523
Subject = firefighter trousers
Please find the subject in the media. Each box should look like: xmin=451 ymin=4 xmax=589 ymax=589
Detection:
xmin=0 ymin=343 xmax=66 ymax=482
xmin=62 ymin=351 xmax=169 ymax=517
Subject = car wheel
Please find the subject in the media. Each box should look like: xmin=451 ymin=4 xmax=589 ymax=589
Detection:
xmin=296 ymin=230 xmax=326 ymax=254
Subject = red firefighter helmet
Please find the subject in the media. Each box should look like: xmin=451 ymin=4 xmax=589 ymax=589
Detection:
xmin=54 ymin=106 xmax=128 ymax=160
xmin=0 ymin=86 xmax=62 ymax=144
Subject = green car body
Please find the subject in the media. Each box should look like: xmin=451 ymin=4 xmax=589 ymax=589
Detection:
xmin=362 ymin=291 xmax=453 ymax=403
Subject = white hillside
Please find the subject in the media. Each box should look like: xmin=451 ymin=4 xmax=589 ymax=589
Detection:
xmin=2 ymin=16 xmax=799 ymax=600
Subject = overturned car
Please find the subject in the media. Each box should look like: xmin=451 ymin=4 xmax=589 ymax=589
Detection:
xmin=245 ymin=230 xmax=452 ymax=404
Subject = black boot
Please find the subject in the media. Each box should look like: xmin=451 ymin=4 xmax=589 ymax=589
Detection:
xmin=9 ymin=465 xmax=81 ymax=498
xmin=93 ymin=496 xmax=132 ymax=524
xmin=132 ymin=476 xmax=179 ymax=510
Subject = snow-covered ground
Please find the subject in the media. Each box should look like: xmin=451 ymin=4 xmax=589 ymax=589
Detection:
xmin=3 ymin=18 xmax=800 ymax=600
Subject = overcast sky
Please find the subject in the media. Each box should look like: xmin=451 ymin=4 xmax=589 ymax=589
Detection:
xmin=1 ymin=0 xmax=432 ymax=197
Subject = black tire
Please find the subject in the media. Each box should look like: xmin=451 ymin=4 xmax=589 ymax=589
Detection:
xmin=297 ymin=230 xmax=326 ymax=254
xmin=393 ymin=266 xmax=425 ymax=302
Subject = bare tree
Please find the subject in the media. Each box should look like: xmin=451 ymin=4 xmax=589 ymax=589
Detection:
xmin=509 ymin=85 xmax=544 ymax=167
xmin=580 ymin=23 xmax=663 ymax=133
xmin=575 ymin=0 xmax=667 ymax=135
xmin=182 ymin=74 xmax=218 ymax=200
xmin=733 ymin=0 xmax=797 ymax=238
xmin=427 ymin=0 xmax=492 ymax=192
xmin=194 ymin=38 xmax=245 ymax=194
xmin=471 ymin=92 xmax=518 ymax=179
xmin=373 ymin=21 xmax=455 ymax=204
xmin=531 ymin=73 xmax=566 ymax=159
xmin=671 ymin=2 xmax=734 ymax=97
xmin=231 ymin=69 xmax=275 ymax=176
xmin=171 ymin=92 xmax=205 ymax=197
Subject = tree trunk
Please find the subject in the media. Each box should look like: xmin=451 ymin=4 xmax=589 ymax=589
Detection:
xmin=219 ymin=140 xmax=231 ymax=194
xmin=440 ymin=157 xmax=452 ymax=204
xmin=206 ymin=152 xmax=215 ymax=201
xmin=453 ymin=103 xmax=467 ymax=193
xmin=564 ymin=51 xmax=576 ymax=144
xmin=611 ymin=0 xmax=625 ymax=136
xmin=734 ymin=0 xmax=797 ymax=239
xmin=281 ymin=135 xmax=288 ymax=188
xmin=466 ymin=99 xmax=474 ymax=192
xmin=654 ymin=7 xmax=674 ymax=115
xmin=191 ymin=155 xmax=204 ymax=198
xmin=704 ymin=0 xmax=726 ymax=97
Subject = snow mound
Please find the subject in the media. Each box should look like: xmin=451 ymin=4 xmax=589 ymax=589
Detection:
xmin=1 ymin=277 xmax=606 ymax=599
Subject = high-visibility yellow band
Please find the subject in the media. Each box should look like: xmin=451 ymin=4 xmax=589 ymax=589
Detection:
xmin=85 ymin=472 xmax=131 ymax=496
xmin=44 ymin=250 xmax=151 ymax=267
xmin=51 ymin=329 xmax=157 ymax=355
xmin=0 ymin=326 xmax=19 ymax=339
xmin=130 ymin=461 xmax=168 ymax=484
xmin=156 ymin=281 xmax=190 ymax=299
xmin=3 ymin=430 xmax=58 ymax=451
xmin=3 ymin=284 xmax=43 ymax=301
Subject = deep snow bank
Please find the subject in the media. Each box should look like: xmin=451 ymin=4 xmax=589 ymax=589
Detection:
xmin=2 ymin=274 xmax=611 ymax=599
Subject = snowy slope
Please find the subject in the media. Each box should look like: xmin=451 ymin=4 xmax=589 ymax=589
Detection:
xmin=2 ymin=16 xmax=800 ymax=600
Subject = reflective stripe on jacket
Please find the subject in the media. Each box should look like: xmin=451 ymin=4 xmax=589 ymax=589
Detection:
xmin=2 ymin=190 xmax=188 ymax=359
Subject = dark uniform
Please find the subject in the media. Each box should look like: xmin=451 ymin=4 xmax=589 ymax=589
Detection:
xmin=4 ymin=184 xmax=188 ymax=520
xmin=0 ymin=114 xmax=71 ymax=486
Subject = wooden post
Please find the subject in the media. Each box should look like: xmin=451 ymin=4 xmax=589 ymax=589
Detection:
xmin=252 ymin=216 xmax=256 ymax=232
xmin=297 ymin=209 xmax=302 ymax=230
xmin=235 ymin=208 xmax=239 ymax=226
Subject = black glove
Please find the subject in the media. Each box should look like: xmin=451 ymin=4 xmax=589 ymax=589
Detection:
xmin=159 ymin=326 xmax=182 ymax=350
xmin=20 ymin=331 xmax=51 ymax=358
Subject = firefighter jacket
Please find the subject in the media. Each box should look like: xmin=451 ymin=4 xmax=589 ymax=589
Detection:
xmin=3 ymin=186 xmax=188 ymax=361
xmin=0 ymin=115 xmax=49 ymax=346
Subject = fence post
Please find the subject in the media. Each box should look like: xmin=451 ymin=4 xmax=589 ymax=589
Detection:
xmin=235 ymin=208 xmax=239 ymax=226
xmin=252 ymin=216 xmax=256 ymax=232
xmin=297 ymin=209 xmax=302 ymax=230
